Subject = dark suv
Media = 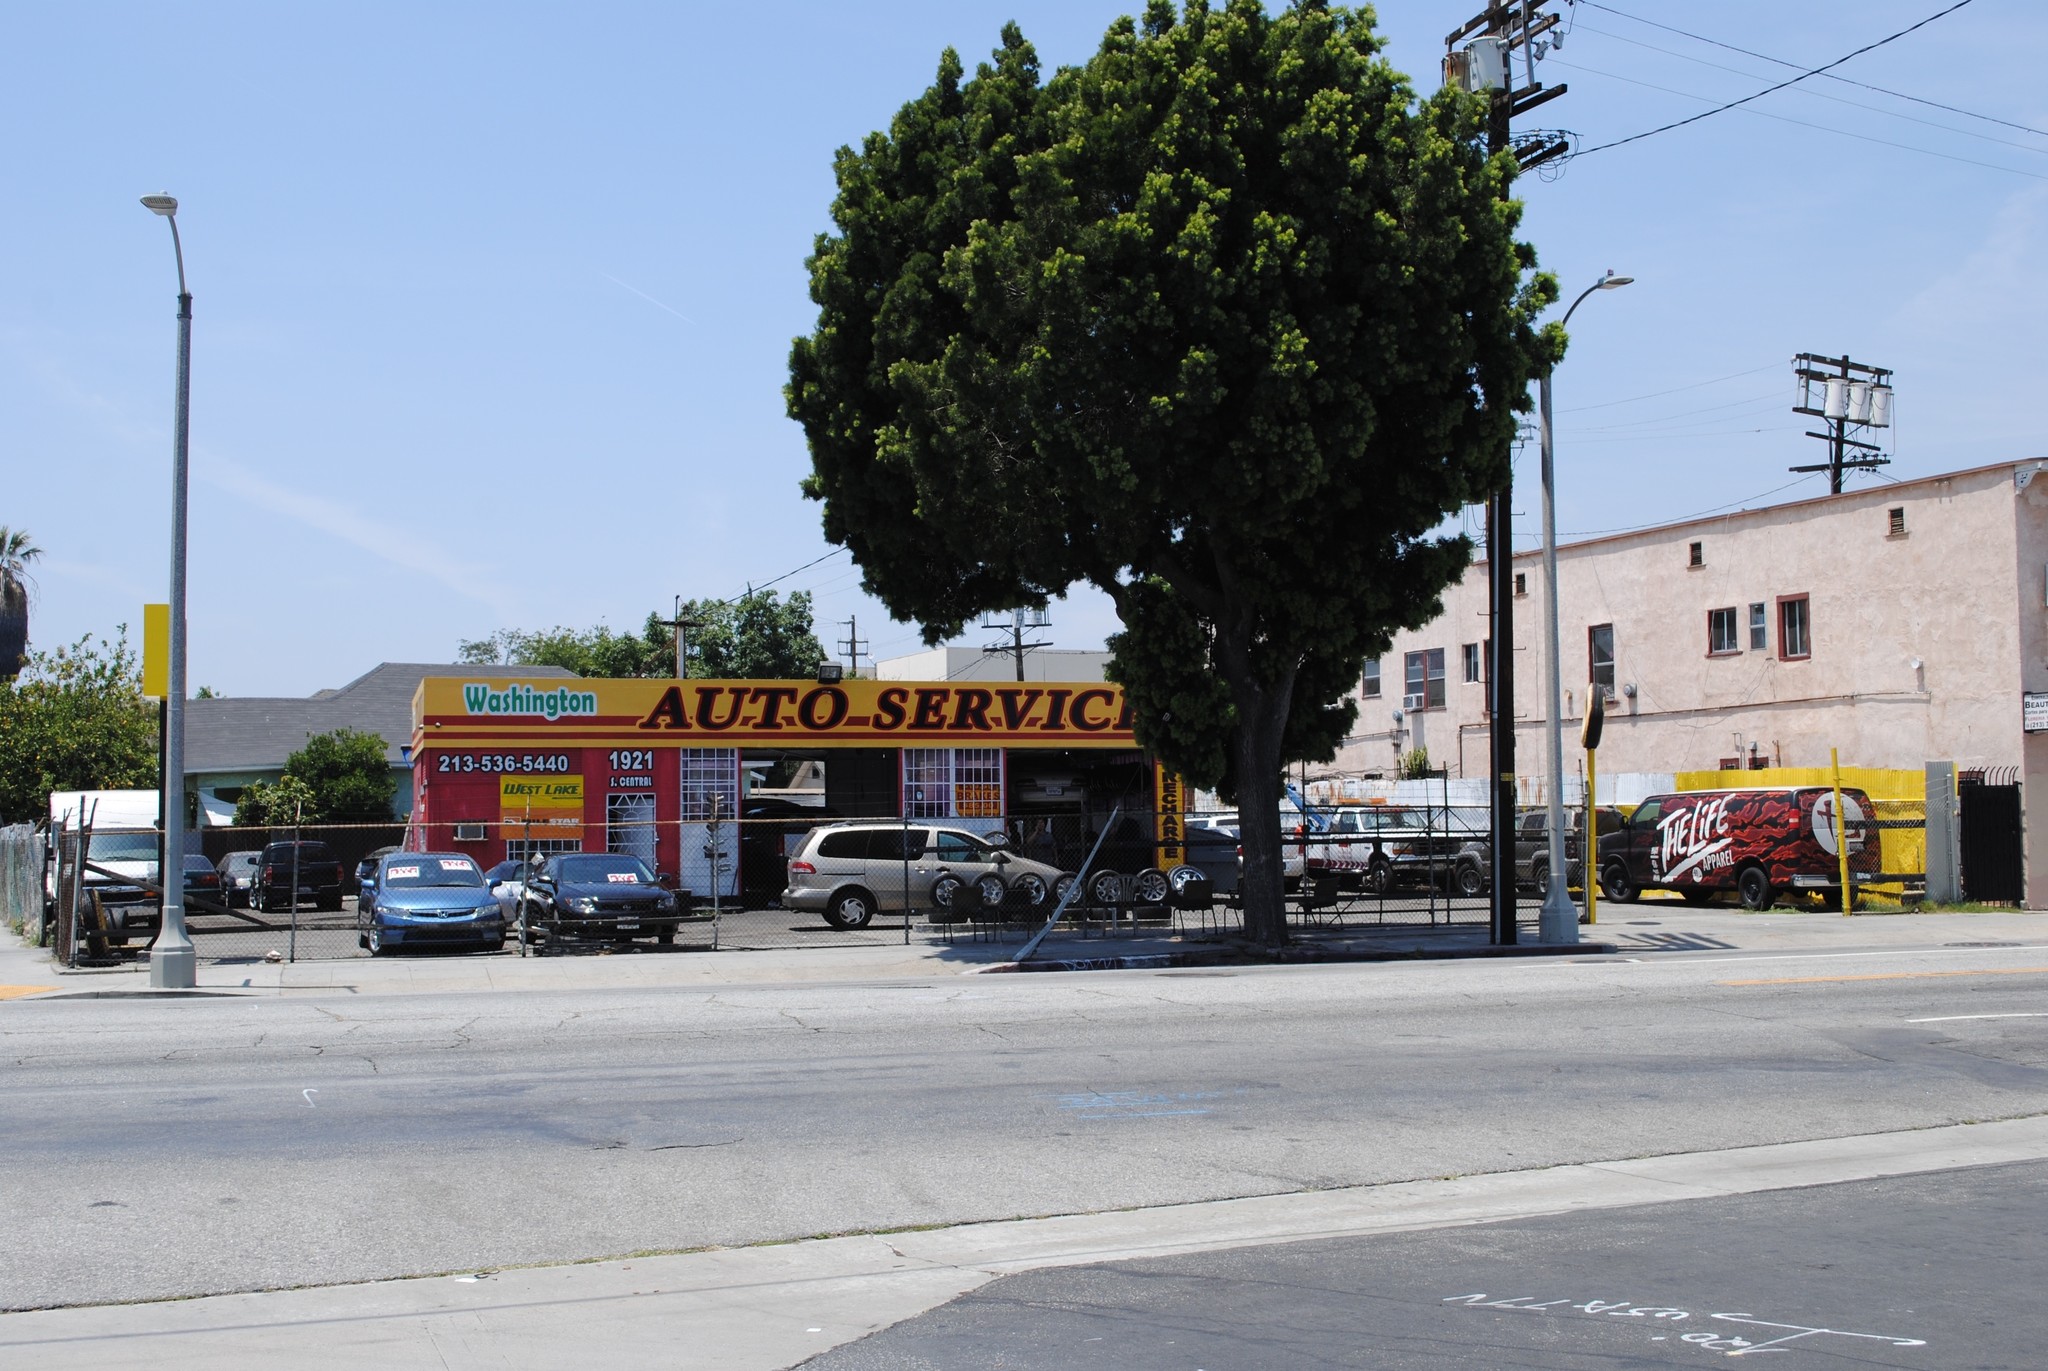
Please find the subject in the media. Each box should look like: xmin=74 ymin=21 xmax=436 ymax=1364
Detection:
xmin=252 ymin=840 xmax=345 ymax=912
xmin=1448 ymin=807 xmax=1625 ymax=897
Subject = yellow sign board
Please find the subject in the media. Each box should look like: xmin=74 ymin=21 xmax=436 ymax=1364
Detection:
xmin=142 ymin=604 xmax=169 ymax=700
xmin=500 ymin=776 xmax=584 ymax=841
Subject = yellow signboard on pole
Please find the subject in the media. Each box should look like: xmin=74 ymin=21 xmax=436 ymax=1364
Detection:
xmin=142 ymin=604 xmax=169 ymax=699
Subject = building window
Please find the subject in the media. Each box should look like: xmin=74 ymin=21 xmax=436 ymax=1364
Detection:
xmin=1462 ymin=642 xmax=1483 ymax=683
xmin=1362 ymin=659 xmax=1381 ymax=699
xmin=1513 ymin=572 xmax=1528 ymax=597
xmin=1708 ymin=607 xmax=1739 ymax=655
xmin=677 ymin=748 xmax=740 ymax=821
xmin=1588 ymin=624 xmax=1615 ymax=698
xmin=1688 ymin=541 xmax=1704 ymax=568
xmin=1888 ymin=506 xmax=1907 ymax=536
xmin=1778 ymin=595 xmax=1811 ymax=660
xmin=1748 ymin=602 xmax=1767 ymax=651
xmin=903 ymin=748 xmax=1005 ymax=819
xmin=1403 ymin=648 xmax=1446 ymax=710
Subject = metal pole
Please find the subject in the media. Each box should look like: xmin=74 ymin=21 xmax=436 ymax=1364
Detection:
xmin=288 ymin=802 xmax=301 ymax=963
xmin=149 ymin=202 xmax=197 ymax=989
xmin=1536 ymin=364 xmax=1576 ymax=944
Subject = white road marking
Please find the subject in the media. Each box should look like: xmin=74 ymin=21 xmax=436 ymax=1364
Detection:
xmin=1907 ymin=1012 xmax=2048 ymax=1024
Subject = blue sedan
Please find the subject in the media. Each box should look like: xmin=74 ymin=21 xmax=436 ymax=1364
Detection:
xmin=356 ymin=852 xmax=505 ymax=955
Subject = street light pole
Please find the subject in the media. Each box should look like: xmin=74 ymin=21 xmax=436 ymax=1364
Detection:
xmin=141 ymin=192 xmax=197 ymax=989
xmin=1538 ymin=270 xmax=1632 ymax=945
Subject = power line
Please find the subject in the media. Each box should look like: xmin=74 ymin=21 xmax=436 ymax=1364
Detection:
xmin=1578 ymin=0 xmax=2048 ymax=140
xmin=1561 ymin=363 xmax=1780 ymax=413
xmin=1561 ymin=476 xmax=1823 ymax=536
xmin=1573 ymin=21 xmax=2048 ymax=157
xmin=1551 ymin=58 xmax=2048 ymax=183
xmin=1569 ymin=0 xmax=1980 ymax=159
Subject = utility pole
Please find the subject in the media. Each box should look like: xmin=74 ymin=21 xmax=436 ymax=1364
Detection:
xmin=1445 ymin=1 xmax=1568 ymax=948
xmin=1791 ymin=353 xmax=1893 ymax=494
xmin=837 ymin=615 xmax=868 ymax=678
xmin=666 ymin=595 xmax=706 ymax=679
xmin=981 ymin=608 xmax=1049 ymax=682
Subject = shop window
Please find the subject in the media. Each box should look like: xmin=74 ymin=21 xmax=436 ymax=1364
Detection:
xmin=903 ymin=748 xmax=1005 ymax=820
xmin=1708 ymin=607 xmax=1739 ymax=656
xmin=1403 ymin=648 xmax=1446 ymax=710
xmin=1748 ymin=601 xmax=1767 ymax=651
xmin=606 ymin=793 xmax=657 ymax=866
xmin=955 ymin=748 xmax=1004 ymax=817
xmin=1362 ymin=659 xmax=1381 ymax=699
xmin=1589 ymin=624 xmax=1615 ymax=698
xmin=1779 ymin=595 xmax=1811 ymax=660
xmin=504 ymin=837 xmax=578 ymax=863
xmin=678 ymin=748 xmax=740 ymax=821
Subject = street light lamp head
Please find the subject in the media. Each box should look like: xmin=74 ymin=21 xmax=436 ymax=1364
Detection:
xmin=140 ymin=194 xmax=179 ymax=217
xmin=1597 ymin=272 xmax=1633 ymax=289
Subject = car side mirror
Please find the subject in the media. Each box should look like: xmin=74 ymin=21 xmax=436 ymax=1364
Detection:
xmin=994 ymin=852 xmax=1011 ymax=865
xmin=656 ymin=871 xmax=676 ymax=889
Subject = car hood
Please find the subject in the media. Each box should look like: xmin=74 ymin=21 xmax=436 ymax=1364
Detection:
xmin=554 ymin=881 xmax=669 ymax=903
xmin=375 ymin=887 xmax=499 ymax=914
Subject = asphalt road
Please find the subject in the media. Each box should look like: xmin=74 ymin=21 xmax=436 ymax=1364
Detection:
xmin=809 ymin=1158 xmax=2048 ymax=1369
xmin=5 ymin=942 xmax=2047 ymax=1311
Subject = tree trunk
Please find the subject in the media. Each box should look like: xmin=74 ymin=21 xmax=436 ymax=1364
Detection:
xmin=1229 ymin=677 xmax=1295 ymax=950
xmin=0 ymin=579 xmax=26 ymax=681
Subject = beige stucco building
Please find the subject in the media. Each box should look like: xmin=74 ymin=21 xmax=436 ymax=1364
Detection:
xmin=1336 ymin=460 xmax=2048 ymax=806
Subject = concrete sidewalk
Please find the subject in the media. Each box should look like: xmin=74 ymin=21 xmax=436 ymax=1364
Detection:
xmin=4 ymin=905 xmax=2044 ymax=1000
xmin=4 ymin=1115 xmax=2045 ymax=1369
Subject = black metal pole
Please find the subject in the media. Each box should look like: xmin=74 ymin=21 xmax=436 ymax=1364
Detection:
xmin=1484 ymin=13 xmax=1518 ymax=947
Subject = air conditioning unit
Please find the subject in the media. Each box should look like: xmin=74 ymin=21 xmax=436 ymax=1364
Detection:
xmin=453 ymin=823 xmax=486 ymax=841
xmin=1403 ymin=693 xmax=1426 ymax=710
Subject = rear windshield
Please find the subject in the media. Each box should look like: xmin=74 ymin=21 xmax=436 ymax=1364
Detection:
xmin=183 ymin=855 xmax=215 ymax=872
xmin=88 ymin=832 xmax=158 ymax=861
xmin=553 ymin=855 xmax=655 ymax=885
xmin=381 ymin=857 xmax=484 ymax=889
xmin=266 ymin=842 xmax=336 ymax=862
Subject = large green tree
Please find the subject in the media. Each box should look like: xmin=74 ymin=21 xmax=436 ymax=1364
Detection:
xmin=0 ymin=628 xmax=158 ymax=823
xmin=234 ymin=728 xmax=395 ymax=826
xmin=460 ymin=589 xmax=826 ymax=680
xmin=787 ymin=0 xmax=1554 ymax=946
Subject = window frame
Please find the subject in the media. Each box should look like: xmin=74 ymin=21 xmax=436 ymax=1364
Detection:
xmin=1777 ymin=594 xmax=1812 ymax=661
xmin=1707 ymin=607 xmax=1740 ymax=656
xmin=1362 ymin=659 xmax=1381 ymax=699
xmin=1748 ymin=601 xmax=1767 ymax=652
xmin=1403 ymin=648 xmax=1447 ymax=710
xmin=1588 ymin=623 xmax=1616 ymax=699
xmin=1461 ymin=642 xmax=1483 ymax=684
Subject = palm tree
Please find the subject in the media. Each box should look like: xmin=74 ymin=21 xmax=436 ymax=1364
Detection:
xmin=0 ymin=526 xmax=41 ymax=681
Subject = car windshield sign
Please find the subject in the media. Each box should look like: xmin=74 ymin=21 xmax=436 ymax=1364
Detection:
xmin=383 ymin=858 xmax=484 ymax=889
xmin=555 ymin=855 xmax=651 ymax=884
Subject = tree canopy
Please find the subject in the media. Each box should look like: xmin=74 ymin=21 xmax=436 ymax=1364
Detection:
xmin=0 ymin=628 xmax=158 ymax=824
xmin=459 ymin=590 xmax=826 ymax=680
xmin=786 ymin=0 xmax=1554 ymax=944
xmin=235 ymin=727 xmax=395 ymax=826
xmin=0 ymin=525 xmax=41 ymax=682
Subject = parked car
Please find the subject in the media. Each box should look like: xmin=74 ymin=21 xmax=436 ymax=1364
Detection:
xmin=252 ymin=840 xmax=345 ymax=912
xmin=1598 ymin=787 xmax=1880 ymax=910
xmin=782 ymin=822 xmax=1076 ymax=930
xmin=1447 ymin=807 xmax=1626 ymax=897
xmin=69 ymin=828 xmax=163 ymax=946
xmin=180 ymin=853 xmax=225 ymax=906
xmin=216 ymin=850 xmax=261 ymax=908
xmin=352 ymin=845 xmax=401 ymax=894
xmin=515 ymin=851 xmax=701 ymax=950
xmin=356 ymin=852 xmax=505 ymax=955
xmin=483 ymin=859 xmax=528 ymax=916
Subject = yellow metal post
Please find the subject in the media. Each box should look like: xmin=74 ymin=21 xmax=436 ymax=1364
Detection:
xmin=1831 ymin=746 xmax=1853 ymax=915
xmin=1584 ymin=746 xmax=1598 ymax=926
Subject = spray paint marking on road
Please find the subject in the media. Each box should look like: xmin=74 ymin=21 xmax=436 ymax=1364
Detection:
xmin=302 ymin=1089 xmax=318 ymax=1107
xmin=1719 ymin=966 xmax=2048 ymax=986
xmin=1444 ymin=1294 xmax=1925 ymax=1357
xmin=1049 ymin=1088 xmax=1247 ymax=1119
xmin=1908 ymin=1011 xmax=2048 ymax=1023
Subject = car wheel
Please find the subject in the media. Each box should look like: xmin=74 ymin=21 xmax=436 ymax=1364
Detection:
xmin=1132 ymin=868 xmax=1169 ymax=904
xmin=1600 ymin=861 xmax=1638 ymax=904
xmin=358 ymin=932 xmax=369 ymax=950
xmin=1010 ymin=871 xmax=1049 ymax=908
xmin=1167 ymin=865 xmax=1206 ymax=895
xmin=1086 ymin=869 xmax=1125 ymax=906
xmin=1453 ymin=861 xmax=1486 ymax=898
xmin=1053 ymin=873 xmax=1077 ymax=906
xmin=1737 ymin=865 xmax=1775 ymax=911
xmin=366 ymin=925 xmax=389 ymax=957
xmin=655 ymin=928 xmax=675 ymax=945
xmin=974 ymin=872 xmax=1007 ymax=910
xmin=1362 ymin=857 xmax=1391 ymax=895
xmin=824 ymin=888 xmax=876 ymax=930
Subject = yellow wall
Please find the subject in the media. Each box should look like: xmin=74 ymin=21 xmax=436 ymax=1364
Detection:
xmin=1675 ymin=767 xmax=1926 ymax=895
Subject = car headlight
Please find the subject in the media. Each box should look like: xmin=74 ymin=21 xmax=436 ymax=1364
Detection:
xmin=476 ymin=905 xmax=501 ymax=919
xmin=568 ymin=897 xmax=598 ymax=914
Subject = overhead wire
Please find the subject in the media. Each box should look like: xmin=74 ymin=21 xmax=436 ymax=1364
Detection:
xmin=1560 ymin=363 xmax=1781 ymax=414
xmin=1576 ymin=0 xmax=2048 ymax=140
xmin=1568 ymin=0 xmax=1981 ymax=159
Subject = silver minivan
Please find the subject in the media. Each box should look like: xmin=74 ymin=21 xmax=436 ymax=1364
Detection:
xmin=783 ymin=822 xmax=1074 ymax=929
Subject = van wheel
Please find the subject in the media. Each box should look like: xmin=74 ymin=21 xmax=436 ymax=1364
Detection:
xmin=824 ymin=888 xmax=876 ymax=930
xmin=1737 ymin=866 xmax=1776 ymax=911
xmin=1600 ymin=861 xmax=1638 ymax=904
xmin=1453 ymin=861 xmax=1487 ymax=898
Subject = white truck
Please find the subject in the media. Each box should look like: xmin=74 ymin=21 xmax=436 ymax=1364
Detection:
xmin=46 ymin=790 xmax=165 ymax=945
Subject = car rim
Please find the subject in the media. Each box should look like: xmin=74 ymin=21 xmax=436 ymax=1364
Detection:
xmin=1134 ymin=869 xmax=1168 ymax=904
xmin=1053 ymin=874 xmax=1076 ymax=904
xmin=1013 ymin=873 xmax=1048 ymax=906
xmin=977 ymin=875 xmax=1006 ymax=907
xmin=1088 ymin=871 xmax=1123 ymax=905
xmin=932 ymin=877 xmax=960 ymax=910
xmin=840 ymin=895 xmax=870 ymax=926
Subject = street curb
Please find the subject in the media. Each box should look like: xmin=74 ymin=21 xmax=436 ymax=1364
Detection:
xmin=978 ymin=940 xmax=1620 ymax=973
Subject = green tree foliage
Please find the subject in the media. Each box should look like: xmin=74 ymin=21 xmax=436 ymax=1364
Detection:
xmin=459 ymin=590 xmax=825 ymax=680
xmin=0 ymin=525 xmax=42 ymax=681
xmin=0 ymin=628 xmax=158 ymax=823
xmin=787 ymin=0 xmax=1554 ymax=945
xmin=234 ymin=728 xmax=395 ymax=826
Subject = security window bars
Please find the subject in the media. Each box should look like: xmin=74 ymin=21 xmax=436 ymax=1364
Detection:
xmin=1589 ymin=624 xmax=1615 ymax=698
xmin=1404 ymin=648 xmax=1446 ymax=709
xmin=903 ymin=749 xmax=1005 ymax=819
xmin=1779 ymin=595 xmax=1812 ymax=660
xmin=677 ymin=748 xmax=739 ymax=821
xmin=1708 ymin=607 xmax=1739 ymax=655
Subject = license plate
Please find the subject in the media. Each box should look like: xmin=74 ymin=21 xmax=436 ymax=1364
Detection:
xmin=615 ymin=921 xmax=640 ymax=931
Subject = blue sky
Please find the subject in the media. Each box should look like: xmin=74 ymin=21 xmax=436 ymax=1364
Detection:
xmin=5 ymin=1 xmax=2042 ymax=696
